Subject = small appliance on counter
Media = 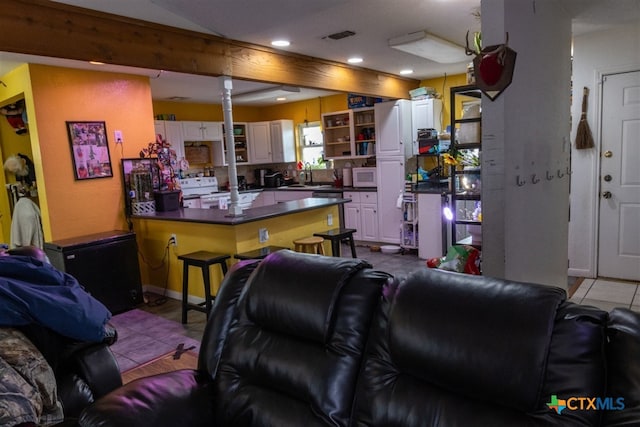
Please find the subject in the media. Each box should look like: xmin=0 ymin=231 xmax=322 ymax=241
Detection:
xmin=264 ymin=172 xmax=284 ymax=188
xmin=254 ymin=168 xmax=271 ymax=187
xmin=342 ymin=168 xmax=353 ymax=187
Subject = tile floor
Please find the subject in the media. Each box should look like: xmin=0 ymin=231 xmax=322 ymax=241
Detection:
xmin=569 ymin=277 xmax=640 ymax=313
xmin=118 ymin=245 xmax=638 ymax=367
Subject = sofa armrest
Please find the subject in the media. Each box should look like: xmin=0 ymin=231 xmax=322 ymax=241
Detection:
xmin=79 ymin=369 xmax=215 ymax=427
xmin=57 ymin=342 xmax=123 ymax=418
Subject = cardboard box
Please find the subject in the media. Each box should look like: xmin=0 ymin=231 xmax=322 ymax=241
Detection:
xmin=348 ymin=94 xmax=382 ymax=108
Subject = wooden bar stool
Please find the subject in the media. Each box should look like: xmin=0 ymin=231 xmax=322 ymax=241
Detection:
xmin=234 ymin=246 xmax=289 ymax=260
xmin=313 ymin=228 xmax=357 ymax=258
xmin=293 ymin=236 xmax=325 ymax=255
xmin=177 ymin=251 xmax=230 ymax=324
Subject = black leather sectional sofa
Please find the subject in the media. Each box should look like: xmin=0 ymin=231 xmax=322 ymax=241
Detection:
xmin=79 ymin=249 xmax=640 ymax=426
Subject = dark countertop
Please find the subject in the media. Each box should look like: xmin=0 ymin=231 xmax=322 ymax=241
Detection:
xmin=273 ymin=185 xmax=377 ymax=192
xmin=132 ymin=197 xmax=348 ymax=225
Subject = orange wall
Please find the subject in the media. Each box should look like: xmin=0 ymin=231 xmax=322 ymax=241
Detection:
xmin=28 ymin=64 xmax=156 ymax=240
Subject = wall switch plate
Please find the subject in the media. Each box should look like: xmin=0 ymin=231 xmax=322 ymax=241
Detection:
xmin=259 ymin=228 xmax=268 ymax=243
xmin=114 ymin=130 xmax=123 ymax=143
xmin=327 ymin=214 xmax=333 ymax=226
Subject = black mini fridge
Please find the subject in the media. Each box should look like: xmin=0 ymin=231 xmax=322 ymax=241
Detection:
xmin=44 ymin=230 xmax=143 ymax=313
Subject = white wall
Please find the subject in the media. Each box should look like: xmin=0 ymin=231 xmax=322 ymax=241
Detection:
xmin=482 ymin=0 xmax=572 ymax=286
xmin=568 ymin=23 xmax=640 ymax=278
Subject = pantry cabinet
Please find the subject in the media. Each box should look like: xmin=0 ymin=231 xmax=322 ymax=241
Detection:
xmin=344 ymin=191 xmax=378 ymax=242
xmin=182 ymin=121 xmax=222 ymax=141
xmin=374 ymin=100 xmax=413 ymax=158
xmin=376 ymin=157 xmax=406 ymax=244
xmin=154 ymin=120 xmax=184 ymax=160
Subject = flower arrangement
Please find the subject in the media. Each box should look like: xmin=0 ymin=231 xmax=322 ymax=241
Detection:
xmin=140 ymin=134 xmax=179 ymax=191
xmin=442 ymin=148 xmax=480 ymax=168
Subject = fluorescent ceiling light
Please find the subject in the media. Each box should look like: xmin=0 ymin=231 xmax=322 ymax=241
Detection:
xmin=400 ymin=69 xmax=414 ymax=75
xmin=234 ymin=85 xmax=300 ymax=103
xmin=389 ymin=31 xmax=468 ymax=64
xmin=348 ymin=57 xmax=363 ymax=64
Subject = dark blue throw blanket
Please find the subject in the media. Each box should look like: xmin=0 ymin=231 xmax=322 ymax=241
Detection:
xmin=0 ymin=255 xmax=111 ymax=342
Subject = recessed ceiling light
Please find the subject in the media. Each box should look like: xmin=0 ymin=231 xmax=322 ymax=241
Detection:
xmin=89 ymin=61 xmax=104 ymax=65
xmin=271 ymin=40 xmax=290 ymax=47
xmin=348 ymin=57 xmax=363 ymax=64
xmin=276 ymin=97 xmax=287 ymax=101
xmin=400 ymin=69 xmax=414 ymax=75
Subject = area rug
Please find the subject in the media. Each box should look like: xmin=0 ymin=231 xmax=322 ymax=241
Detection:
xmin=108 ymin=309 xmax=201 ymax=373
xmin=121 ymin=349 xmax=199 ymax=384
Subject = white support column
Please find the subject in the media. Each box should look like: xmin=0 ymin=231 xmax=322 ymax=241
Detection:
xmin=219 ymin=76 xmax=243 ymax=217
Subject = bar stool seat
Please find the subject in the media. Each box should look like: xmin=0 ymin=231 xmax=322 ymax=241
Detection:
xmin=313 ymin=228 xmax=357 ymax=258
xmin=234 ymin=246 xmax=289 ymax=260
xmin=177 ymin=251 xmax=230 ymax=324
xmin=293 ymin=236 xmax=325 ymax=255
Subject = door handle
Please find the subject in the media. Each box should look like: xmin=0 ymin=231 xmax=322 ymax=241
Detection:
xmin=602 ymin=191 xmax=612 ymax=199
xmin=603 ymin=175 xmax=612 ymax=182
xmin=604 ymin=150 xmax=613 ymax=158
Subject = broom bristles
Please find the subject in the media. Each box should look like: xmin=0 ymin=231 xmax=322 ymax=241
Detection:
xmin=576 ymin=118 xmax=594 ymax=149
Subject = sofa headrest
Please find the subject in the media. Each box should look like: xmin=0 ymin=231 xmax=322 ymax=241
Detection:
xmin=388 ymin=269 xmax=566 ymax=411
xmin=245 ymin=250 xmax=372 ymax=343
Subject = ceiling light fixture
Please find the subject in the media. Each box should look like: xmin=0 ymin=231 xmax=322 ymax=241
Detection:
xmin=89 ymin=61 xmax=104 ymax=65
xmin=233 ymin=85 xmax=300 ymax=103
xmin=389 ymin=31 xmax=468 ymax=64
xmin=400 ymin=69 xmax=414 ymax=75
xmin=348 ymin=57 xmax=363 ymax=64
xmin=271 ymin=40 xmax=290 ymax=47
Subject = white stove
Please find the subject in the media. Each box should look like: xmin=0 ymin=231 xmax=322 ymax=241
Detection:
xmin=178 ymin=177 xmax=219 ymax=197
xmin=178 ymin=176 xmax=258 ymax=210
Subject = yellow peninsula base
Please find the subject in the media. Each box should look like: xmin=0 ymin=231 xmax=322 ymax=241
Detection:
xmin=131 ymin=198 xmax=343 ymax=303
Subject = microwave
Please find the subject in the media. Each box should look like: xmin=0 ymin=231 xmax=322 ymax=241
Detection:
xmin=352 ymin=167 xmax=377 ymax=188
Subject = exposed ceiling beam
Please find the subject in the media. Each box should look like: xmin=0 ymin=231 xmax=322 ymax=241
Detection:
xmin=1 ymin=0 xmax=420 ymax=99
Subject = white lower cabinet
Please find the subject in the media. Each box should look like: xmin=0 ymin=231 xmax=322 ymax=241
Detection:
xmin=344 ymin=191 xmax=378 ymax=242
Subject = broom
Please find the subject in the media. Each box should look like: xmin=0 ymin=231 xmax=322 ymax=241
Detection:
xmin=576 ymin=87 xmax=595 ymax=149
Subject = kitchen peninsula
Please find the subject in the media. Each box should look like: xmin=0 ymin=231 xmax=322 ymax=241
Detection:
xmin=131 ymin=197 xmax=346 ymax=302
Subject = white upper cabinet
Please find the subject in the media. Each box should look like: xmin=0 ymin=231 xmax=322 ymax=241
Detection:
xmin=182 ymin=121 xmax=222 ymax=141
xmin=411 ymin=99 xmax=443 ymax=155
xmin=154 ymin=120 xmax=184 ymax=160
xmin=248 ymin=121 xmax=272 ymax=164
xmin=270 ymin=119 xmax=295 ymax=163
xmin=248 ymin=120 xmax=295 ymax=164
xmin=374 ymin=100 xmax=413 ymax=158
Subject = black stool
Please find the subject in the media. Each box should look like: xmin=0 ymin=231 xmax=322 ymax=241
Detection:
xmin=234 ymin=245 xmax=289 ymax=260
xmin=177 ymin=251 xmax=230 ymax=323
xmin=313 ymin=228 xmax=357 ymax=258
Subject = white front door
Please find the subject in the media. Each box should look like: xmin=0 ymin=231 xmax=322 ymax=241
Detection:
xmin=598 ymin=71 xmax=640 ymax=281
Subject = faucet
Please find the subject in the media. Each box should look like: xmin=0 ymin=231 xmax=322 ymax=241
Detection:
xmin=305 ymin=163 xmax=313 ymax=185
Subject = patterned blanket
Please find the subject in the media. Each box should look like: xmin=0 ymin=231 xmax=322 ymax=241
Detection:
xmin=0 ymin=328 xmax=63 ymax=426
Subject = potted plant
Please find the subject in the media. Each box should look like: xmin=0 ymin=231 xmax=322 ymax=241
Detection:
xmin=140 ymin=134 xmax=181 ymax=211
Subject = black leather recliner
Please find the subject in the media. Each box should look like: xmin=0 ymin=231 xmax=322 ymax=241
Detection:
xmin=79 ymin=251 xmax=640 ymax=427
xmin=80 ymin=250 xmax=392 ymax=426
